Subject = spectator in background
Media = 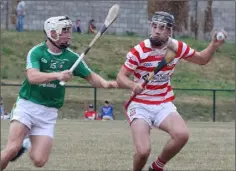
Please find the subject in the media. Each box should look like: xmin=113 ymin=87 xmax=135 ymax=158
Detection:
xmin=0 ymin=96 xmax=5 ymax=116
xmin=84 ymin=104 xmax=97 ymax=120
xmin=73 ymin=19 xmax=82 ymax=33
xmin=88 ymin=19 xmax=97 ymax=34
xmin=100 ymin=100 xmax=114 ymax=120
xmin=16 ymin=0 xmax=26 ymax=32
xmin=1 ymin=96 xmax=10 ymax=120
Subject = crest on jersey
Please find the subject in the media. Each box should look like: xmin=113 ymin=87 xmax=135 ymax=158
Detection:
xmin=130 ymin=108 xmax=136 ymax=116
xmin=166 ymin=60 xmax=175 ymax=68
xmin=41 ymin=58 xmax=48 ymax=63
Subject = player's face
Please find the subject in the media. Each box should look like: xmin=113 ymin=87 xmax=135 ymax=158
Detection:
xmin=150 ymin=22 xmax=171 ymax=42
xmin=88 ymin=107 xmax=93 ymax=111
xmin=57 ymin=27 xmax=72 ymax=46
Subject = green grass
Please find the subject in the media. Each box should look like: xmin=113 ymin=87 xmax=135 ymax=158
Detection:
xmin=1 ymin=120 xmax=235 ymax=170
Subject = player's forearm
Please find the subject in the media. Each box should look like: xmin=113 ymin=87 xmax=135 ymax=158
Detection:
xmin=116 ymin=74 xmax=135 ymax=90
xmin=87 ymin=72 xmax=108 ymax=88
xmin=27 ymin=71 xmax=59 ymax=84
xmin=198 ymin=42 xmax=218 ymax=64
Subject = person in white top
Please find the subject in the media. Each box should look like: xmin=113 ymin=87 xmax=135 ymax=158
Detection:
xmin=116 ymin=11 xmax=227 ymax=171
xmin=16 ymin=0 xmax=26 ymax=32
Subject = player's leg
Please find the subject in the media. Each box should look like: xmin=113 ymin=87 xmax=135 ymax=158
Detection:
xmin=10 ymin=136 xmax=31 ymax=162
xmin=1 ymin=98 xmax=33 ymax=170
xmin=126 ymin=102 xmax=152 ymax=171
xmin=7 ymin=99 xmax=57 ymax=168
xmin=29 ymin=135 xmax=53 ymax=167
xmin=28 ymin=105 xmax=57 ymax=167
xmin=131 ymin=119 xmax=151 ymax=171
xmin=150 ymin=102 xmax=189 ymax=171
xmin=1 ymin=120 xmax=29 ymax=170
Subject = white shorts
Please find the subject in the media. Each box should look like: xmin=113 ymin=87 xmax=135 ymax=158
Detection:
xmin=102 ymin=115 xmax=113 ymax=120
xmin=10 ymin=98 xmax=58 ymax=138
xmin=126 ymin=101 xmax=178 ymax=128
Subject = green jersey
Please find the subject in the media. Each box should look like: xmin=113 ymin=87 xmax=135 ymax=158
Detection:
xmin=19 ymin=42 xmax=91 ymax=109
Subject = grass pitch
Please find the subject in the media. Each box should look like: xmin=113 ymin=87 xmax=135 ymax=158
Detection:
xmin=1 ymin=120 xmax=235 ymax=170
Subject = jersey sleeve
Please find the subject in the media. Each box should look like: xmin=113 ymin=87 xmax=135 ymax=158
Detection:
xmin=73 ymin=58 xmax=92 ymax=78
xmin=176 ymin=41 xmax=196 ymax=59
xmin=123 ymin=45 xmax=141 ymax=72
xmin=26 ymin=47 xmax=41 ymax=69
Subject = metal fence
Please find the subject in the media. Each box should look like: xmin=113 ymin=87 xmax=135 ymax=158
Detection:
xmin=1 ymin=83 xmax=235 ymax=122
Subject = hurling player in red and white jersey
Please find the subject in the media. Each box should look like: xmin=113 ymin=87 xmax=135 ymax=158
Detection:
xmin=116 ymin=11 xmax=227 ymax=171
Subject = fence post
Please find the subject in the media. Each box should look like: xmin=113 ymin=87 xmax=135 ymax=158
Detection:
xmin=212 ymin=90 xmax=216 ymax=122
xmin=94 ymin=88 xmax=97 ymax=112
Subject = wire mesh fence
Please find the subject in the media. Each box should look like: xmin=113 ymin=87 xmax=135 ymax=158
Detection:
xmin=1 ymin=84 xmax=234 ymax=121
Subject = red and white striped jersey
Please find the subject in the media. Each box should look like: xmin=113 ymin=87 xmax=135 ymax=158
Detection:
xmin=123 ymin=38 xmax=196 ymax=105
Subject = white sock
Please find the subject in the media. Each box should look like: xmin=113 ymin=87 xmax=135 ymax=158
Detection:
xmin=23 ymin=138 xmax=31 ymax=150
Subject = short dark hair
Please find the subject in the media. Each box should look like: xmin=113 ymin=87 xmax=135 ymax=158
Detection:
xmin=104 ymin=100 xmax=109 ymax=104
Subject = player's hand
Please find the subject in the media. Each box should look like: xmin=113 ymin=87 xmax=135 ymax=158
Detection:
xmin=57 ymin=70 xmax=73 ymax=82
xmin=211 ymin=31 xmax=227 ymax=48
xmin=132 ymin=83 xmax=144 ymax=95
xmin=104 ymin=81 xmax=119 ymax=88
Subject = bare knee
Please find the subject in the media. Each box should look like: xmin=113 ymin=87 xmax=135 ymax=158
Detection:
xmin=173 ymin=130 xmax=189 ymax=145
xmin=30 ymin=154 xmax=48 ymax=167
xmin=136 ymin=146 xmax=151 ymax=159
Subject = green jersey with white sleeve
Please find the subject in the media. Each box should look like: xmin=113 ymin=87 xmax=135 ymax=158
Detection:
xmin=19 ymin=41 xmax=91 ymax=109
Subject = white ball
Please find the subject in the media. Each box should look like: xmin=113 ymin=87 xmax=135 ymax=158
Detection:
xmin=216 ymin=32 xmax=225 ymax=40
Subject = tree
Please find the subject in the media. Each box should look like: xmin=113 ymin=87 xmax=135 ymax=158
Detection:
xmin=147 ymin=0 xmax=189 ymax=32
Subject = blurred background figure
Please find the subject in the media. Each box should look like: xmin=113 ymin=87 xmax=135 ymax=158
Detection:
xmin=1 ymin=97 xmax=10 ymax=120
xmin=73 ymin=19 xmax=82 ymax=33
xmin=88 ymin=19 xmax=97 ymax=34
xmin=16 ymin=0 xmax=26 ymax=32
xmin=84 ymin=104 xmax=97 ymax=120
xmin=100 ymin=100 xmax=114 ymax=120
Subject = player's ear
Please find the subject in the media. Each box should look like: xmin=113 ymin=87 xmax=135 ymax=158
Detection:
xmin=50 ymin=30 xmax=58 ymax=40
xmin=167 ymin=27 xmax=171 ymax=36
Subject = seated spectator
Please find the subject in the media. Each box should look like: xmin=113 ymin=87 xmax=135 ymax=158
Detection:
xmin=100 ymin=100 xmax=114 ymax=120
xmin=88 ymin=19 xmax=97 ymax=34
xmin=84 ymin=104 xmax=97 ymax=120
xmin=1 ymin=113 xmax=10 ymax=120
xmin=74 ymin=19 xmax=82 ymax=33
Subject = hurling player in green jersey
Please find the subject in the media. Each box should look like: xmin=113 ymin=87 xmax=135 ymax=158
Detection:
xmin=1 ymin=16 xmax=118 ymax=170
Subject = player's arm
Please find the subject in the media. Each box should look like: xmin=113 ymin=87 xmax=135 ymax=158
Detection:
xmin=116 ymin=47 xmax=141 ymax=90
xmin=116 ymin=66 xmax=135 ymax=89
xmin=184 ymin=43 xmax=217 ymax=65
xmin=85 ymin=72 xmax=117 ymax=88
xmin=184 ymin=32 xmax=227 ymax=65
xmin=73 ymin=59 xmax=117 ymax=88
xmin=26 ymin=50 xmax=71 ymax=84
xmin=27 ymin=69 xmax=72 ymax=84
xmin=27 ymin=69 xmax=60 ymax=84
